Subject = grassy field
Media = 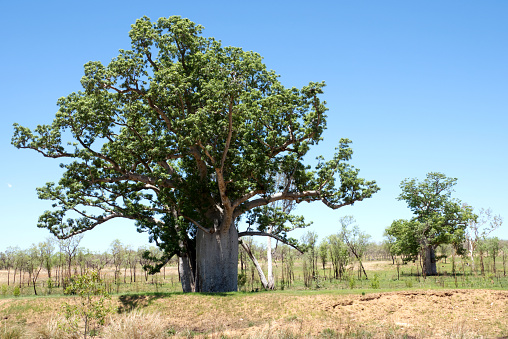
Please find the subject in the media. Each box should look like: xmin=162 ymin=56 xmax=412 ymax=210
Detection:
xmin=1 ymin=259 xmax=508 ymax=338
xmin=1 ymin=288 xmax=508 ymax=338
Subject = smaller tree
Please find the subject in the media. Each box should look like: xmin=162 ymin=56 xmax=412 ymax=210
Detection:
xmin=3 ymin=247 xmax=16 ymax=286
xmin=60 ymin=234 xmax=84 ymax=283
xmin=382 ymin=237 xmax=397 ymax=264
xmin=486 ymin=237 xmax=500 ymax=274
xmin=301 ymin=231 xmax=319 ymax=281
xmin=41 ymin=238 xmax=55 ymax=280
xmin=62 ymin=270 xmax=113 ymax=339
xmin=340 ymin=216 xmax=370 ymax=279
xmin=13 ymin=248 xmax=27 ymax=287
xmin=318 ymin=240 xmax=328 ymax=275
xmin=387 ymin=172 xmax=473 ymax=277
xmin=27 ymin=243 xmax=45 ymax=295
xmin=109 ymin=239 xmax=125 ymax=284
xmin=466 ymin=208 xmax=502 ymax=275
xmin=327 ymin=234 xmax=350 ymax=280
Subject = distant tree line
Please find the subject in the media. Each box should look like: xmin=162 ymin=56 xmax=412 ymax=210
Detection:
xmin=0 ymin=236 xmax=177 ymax=295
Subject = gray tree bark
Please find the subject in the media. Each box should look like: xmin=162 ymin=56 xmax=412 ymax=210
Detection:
xmin=195 ymin=225 xmax=238 ymax=292
xmin=178 ymin=254 xmax=196 ymax=293
xmin=425 ymin=245 xmax=437 ymax=276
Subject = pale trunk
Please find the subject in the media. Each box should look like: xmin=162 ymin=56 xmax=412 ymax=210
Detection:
xmin=266 ymin=226 xmax=275 ymax=289
xmin=240 ymin=241 xmax=270 ymax=289
xmin=195 ymin=225 xmax=238 ymax=292
xmin=468 ymin=239 xmax=476 ymax=274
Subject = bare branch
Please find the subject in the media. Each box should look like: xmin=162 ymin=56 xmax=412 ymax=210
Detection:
xmin=198 ymin=140 xmax=216 ymax=165
xmin=232 ymin=189 xmax=264 ymax=209
xmin=182 ymin=216 xmax=212 ymax=234
xmin=57 ymin=213 xmax=126 ymax=239
xmin=236 ymin=190 xmax=320 ymax=218
xmin=238 ymin=231 xmax=303 ymax=253
xmin=90 ymin=172 xmax=176 ymax=189
xmin=16 ymin=145 xmax=74 ymax=159
xmin=189 ymin=146 xmax=208 ymax=179
xmin=320 ymin=198 xmax=356 ymax=210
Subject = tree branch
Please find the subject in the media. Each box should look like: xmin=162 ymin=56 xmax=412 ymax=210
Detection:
xmin=236 ymin=190 xmax=320 ymax=218
xmin=220 ymin=97 xmax=234 ymax=171
xmin=238 ymin=231 xmax=303 ymax=253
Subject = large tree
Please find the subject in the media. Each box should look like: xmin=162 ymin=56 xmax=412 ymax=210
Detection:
xmin=12 ymin=16 xmax=379 ymax=292
xmin=386 ymin=172 xmax=473 ymax=276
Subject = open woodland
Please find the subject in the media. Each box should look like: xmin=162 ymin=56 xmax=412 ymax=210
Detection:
xmin=4 ymin=11 xmax=508 ymax=339
xmin=1 ymin=238 xmax=508 ymax=338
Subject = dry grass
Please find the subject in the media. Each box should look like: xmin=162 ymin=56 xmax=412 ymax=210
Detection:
xmin=32 ymin=317 xmax=81 ymax=339
xmin=101 ymin=310 xmax=169 ymax=339
xmin=1 ymin=289 xmax=508 ymax=338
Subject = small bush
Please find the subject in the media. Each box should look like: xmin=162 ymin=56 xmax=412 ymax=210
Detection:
xmin=0 ymin=284 xmax=7 ymax=296
xmin=404 ymin=280 xmax=413 ymax=288
xmin=348 ymin=276 xmax=356 ymax=289
xmin=12 ymin=286 xmax=20 ymax=297
xmin=47 ymin=278 xmax=54 ymax=295
xmin=370 ymin=273 xmax=380 ymax=289
xmin=238 ymin=273 xmax=247 ymax=290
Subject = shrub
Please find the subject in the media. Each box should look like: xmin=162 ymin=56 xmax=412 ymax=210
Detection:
xmin=348 ymin=276 xmax=356 ymax=289
xmin=370 ymin=273 xmax=380 ymax=289
xmin=238 ymin=273 xmax=247 ymax=290
xmin=47 ymin=278 xmax=54 ymax=295
xmin=12 ymin=286 xmax=20 ymax=297
xmin=1 ymin=284 xmax=7 ymax=296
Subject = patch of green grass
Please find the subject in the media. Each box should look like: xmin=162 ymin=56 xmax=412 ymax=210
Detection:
xmin=0 ymin=322 xmax=26 ymax=339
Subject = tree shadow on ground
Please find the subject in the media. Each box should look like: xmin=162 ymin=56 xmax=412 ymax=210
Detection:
xmin=117 ymin=291 xmax=233 ymax=313
xmin=118 ymin=292 xmax=174 ymax=313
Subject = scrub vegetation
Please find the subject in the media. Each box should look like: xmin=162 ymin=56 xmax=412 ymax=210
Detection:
xmin=1 ymin=237 xmax=508 ymax=338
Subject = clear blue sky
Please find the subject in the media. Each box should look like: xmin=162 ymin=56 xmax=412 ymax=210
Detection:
xmin=1 ymin=1 xmax=507 ymax=252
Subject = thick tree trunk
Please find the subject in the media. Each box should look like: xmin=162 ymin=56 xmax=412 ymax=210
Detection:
xmin=195 ymin=225 xmax=238 ymax=292
xmin=425 ymin=245 xmax=437 ymax=276
xmin=178 ymin=254 xmax=196 ymax=292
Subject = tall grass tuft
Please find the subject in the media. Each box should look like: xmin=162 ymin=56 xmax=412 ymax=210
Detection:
xmin=101 ymin=310 xmax=168 ymax=339
xmin=0 ymin=325 xmax=25 ymax=339
xmin=35 ymin=317 xmax=81 ymax=339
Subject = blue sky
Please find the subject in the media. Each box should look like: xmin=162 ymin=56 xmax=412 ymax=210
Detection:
xmin=1 ymin=1 xmax=507 ymax=252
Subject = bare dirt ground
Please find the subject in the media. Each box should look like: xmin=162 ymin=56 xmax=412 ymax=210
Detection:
xmin=144 ymin=289 xmax=506 ymax=338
